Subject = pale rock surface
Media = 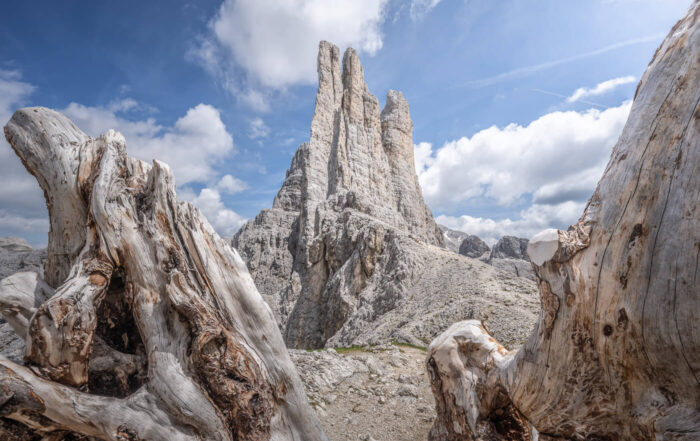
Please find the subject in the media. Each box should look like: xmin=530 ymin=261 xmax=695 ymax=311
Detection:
xmin=290 ymin=345 xmax=436 ymax=441
xmin=0 ymin=238 xmax=46 ymax=363
xmin=457 ymin=234 xmax=490 ymax=259
xmin=490 ymin=235 xmax=529 ymax=259
xmin=0 ymin=239 xmax=45 ymax=364
xmin=233 ymin=42 xmax=538 ymax=349
xmin=438 ymin=224 xmax=468 ymax=253
xmin=0 ymin=237 xmax=45 ymax=280
xmin=526 ymin=228 xmax=559 ymax=266
xmin=427 ymin=3 xmax=700 ymax=439
xmin=487 ymin=235 xmax=536 ymax=281
xmin=0 ymin=237 xmax=32 ymax=252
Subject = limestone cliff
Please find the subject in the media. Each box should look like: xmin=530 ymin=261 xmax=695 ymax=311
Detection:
xmin=234 ymin=42 xmax=538 ymax=349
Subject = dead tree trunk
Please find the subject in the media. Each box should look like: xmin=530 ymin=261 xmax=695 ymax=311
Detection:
xmin=427 ymin=3 xmax=700 ymax=441
xmin=0 ymin=107 xmax=328 ymax=441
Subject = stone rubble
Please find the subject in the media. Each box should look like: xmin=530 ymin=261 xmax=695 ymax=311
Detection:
xmin=290 ymin=345 xmax=436 ymax=441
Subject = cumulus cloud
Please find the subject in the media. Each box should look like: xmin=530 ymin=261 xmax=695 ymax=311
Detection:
xmin=62 ymin=101 xmax=249 ymax=236
xmin=413 ymin=142 xmax=434 ymax=175
xmin=216 ymin=174 xmax=247 ymax=194
xmin=183 ymin=188 xmax=247 ymax=237
xmin=0 ymin=70 xmax=48 ymax=246
xmin=0 ymin=77 xmax=247 ymax=242
xmin=248 ymin=117 xmax=270 ymax=139
xmin=418 ymin=102 xmax=631 ymax=242
xmin=436 ymin=201 xmax=587 ymax=245
xmin=63 ymin=102 xmax=234 ymax=186
xmin=410 ymin=0 xmax=442 ymax=21
xmin=192 ymin=0 xmax=388 ymax=97
xmin=567 ymin=76 xmax=636 ymax=103
xmin=417 ymin=102 xmax=631 ymax=209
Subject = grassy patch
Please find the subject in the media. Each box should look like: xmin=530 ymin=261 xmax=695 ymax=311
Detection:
xmin=334 ymin=345 xmax=370 ymax=354
xmin=326 ymin=340 xmax=428 ymax=354
xmin=391 ymin=341 xmax=427 ymax=352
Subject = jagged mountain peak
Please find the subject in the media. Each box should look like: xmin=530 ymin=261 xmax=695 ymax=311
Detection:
xmin=233 ymin=41 xmax=536 ymax=349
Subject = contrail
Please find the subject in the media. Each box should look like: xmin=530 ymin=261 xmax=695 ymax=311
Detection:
xmin=459 ymin=33 xmax=664 ymax=88
xmin=529 ymin=88 xmax=609 ymax=109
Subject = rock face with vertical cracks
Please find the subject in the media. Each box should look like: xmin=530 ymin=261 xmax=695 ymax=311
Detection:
xmin=234 ymin=41 xmax=540 ymax=349
xmin=427 ymin=2 xmax=700 ymax=440
xmin=0 ymin=108 xmax=328 ymax=441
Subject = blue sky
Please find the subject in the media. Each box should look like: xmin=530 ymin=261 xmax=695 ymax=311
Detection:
xmin=0 ymin=0 xmax=692 ymax=246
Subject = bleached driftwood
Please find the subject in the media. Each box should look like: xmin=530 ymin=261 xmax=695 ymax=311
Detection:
xmin=427 ymin=3 xmax=700 ymax=440
xmin=0 ymin=108 xmax=328 ymax=441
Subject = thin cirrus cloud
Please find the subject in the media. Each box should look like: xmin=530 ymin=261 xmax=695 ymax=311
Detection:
xmin=567 ymin=75 xmax=636 ymax=103
xmin=248 ymin=117 xmax=270 ymax=139
xmin=409 ymin=0 xmax=442 ymax=21
xmin=463 ymin=35 xmax=659 ymax=88
xmin=416 ymin=101 xmax=632 ymax=243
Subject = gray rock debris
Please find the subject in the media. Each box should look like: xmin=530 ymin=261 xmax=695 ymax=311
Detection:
xmin=0 ymin=237 xmax=33 ymax=252
xmin=233 ymin=41 xmax=538 ymax=349
xmin=457 ymin=234 xmax=490 ymax=259
xmin=290 ymin=345 xmax=436 ymax=441
xmin=437 ymin=225 xmax=468 ymax=253
xmin=487 ymin=236 xmax=536 ymax=280
xmin=0 ymin=237 xmax=46 ymax=356
xmin=0 ymin=238 xmax=45 ymax=282
xmin=489 ymin=235 xmax=529 ymax=260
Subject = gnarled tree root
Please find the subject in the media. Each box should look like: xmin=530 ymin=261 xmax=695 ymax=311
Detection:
xmin=0 ymin=107 xmax=328 ymax=441
xmin=427 ymin=3 xmax=700 ymax=440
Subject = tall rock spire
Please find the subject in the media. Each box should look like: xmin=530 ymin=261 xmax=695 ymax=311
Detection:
xmin=233 ymin=42 xmax=536 ymax=350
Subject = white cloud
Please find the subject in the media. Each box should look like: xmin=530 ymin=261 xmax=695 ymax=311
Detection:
xmin=1 ymin=75 xmax=245 ymax=242
xmin=62 ymin=101 xmax=249 ymax=237
xmin=410 ymin=0 xmax=442 ymax=21
xmin=0 ymin=70 xmax=48 ymax=246
xmin=194 ymin=0 xmax=388 ymax=92
xmin=216 ymin=174 xmax=247 ymax=194
xmin=567 ymin=76 xmax=636 ymax=103
xmin=248 ymin=117 xmax=270 ymax=139
xmin=437 ymin=201 xmax=587 ymax=245
xmin=240 ymin=89 xmax=270 ymax=112
xmin=183 ymin=188 xmax=247 ymax=237
xmin=418 ymin=102 xmax=631 ymax=242
xmin=417 ymin=102 xmax=631 ymax=209
xmin=63 ymin=102 xmax=234 ymax=186
xmin=413 ymin=141 xmax=434 ymax=175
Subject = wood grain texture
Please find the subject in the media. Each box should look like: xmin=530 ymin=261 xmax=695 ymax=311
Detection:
xmin=1 ymin=109 xmax=328 ymax=441
xmin=427 ymin=2 xmax=700 ymax=440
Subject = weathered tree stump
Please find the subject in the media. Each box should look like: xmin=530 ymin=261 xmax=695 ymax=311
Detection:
xmin=427 ymin=3 xmax=700 ymax=440
xmin=0 ymin=107 xmax=328 ymax=441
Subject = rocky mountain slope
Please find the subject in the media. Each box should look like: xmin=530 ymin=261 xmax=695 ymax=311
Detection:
xmin=437 ymin=226 xmax=536 ymax=279
xmin=0 ymin=237 xmax=44 ymax=280
xmin=437 ymin=224 xmax=468 ymax=253
xmin=234 ymin=41 xmax=539 ymax=349
xmin=0 ymin=238 xmax=45 ymax=362
xmin=485 ymin=235 xmax=536 ymax=280
xmin=457 ymin=233 xmax=490 ymax=258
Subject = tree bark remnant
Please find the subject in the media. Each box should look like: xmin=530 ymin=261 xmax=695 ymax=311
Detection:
xmin=0 ymin=108 xmax=328 ymax=441
xmin=427 ymin=3 xmax=700 ymax=440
